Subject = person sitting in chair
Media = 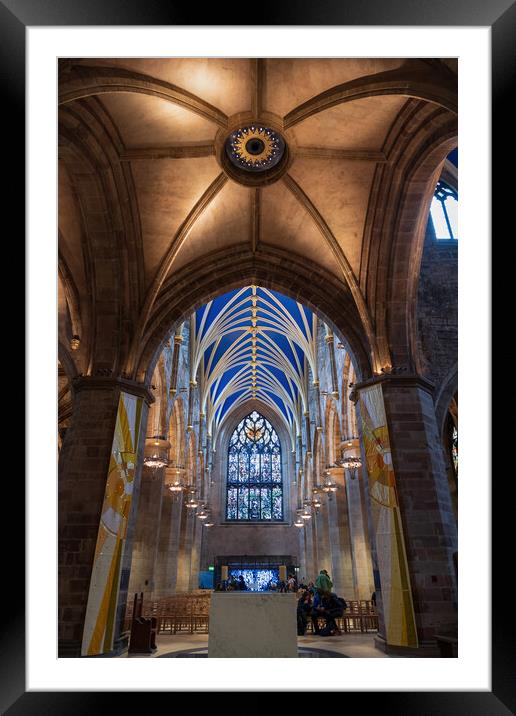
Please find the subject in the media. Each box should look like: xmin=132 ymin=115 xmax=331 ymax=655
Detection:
xmin=318 ymin=592 xmax=346 ymax=636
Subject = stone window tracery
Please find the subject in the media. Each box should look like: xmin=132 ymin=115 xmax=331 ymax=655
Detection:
xmin=226 ymin=411 xmax=283 ymax=521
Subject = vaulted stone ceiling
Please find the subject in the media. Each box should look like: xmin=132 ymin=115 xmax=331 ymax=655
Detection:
xmin=193 ymin=286 xmax=319 ymax=442
xmin=58 ymin=57 xmax=457 ymax=381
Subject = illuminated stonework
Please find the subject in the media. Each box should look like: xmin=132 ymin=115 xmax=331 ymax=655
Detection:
xmin=226 ymin=125 xmax=285 ymax=172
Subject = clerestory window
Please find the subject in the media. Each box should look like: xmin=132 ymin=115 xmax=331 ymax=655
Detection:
xmin=430 ymin=180 xmax=458 ymax=240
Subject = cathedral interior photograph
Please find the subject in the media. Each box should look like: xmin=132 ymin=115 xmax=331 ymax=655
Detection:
xmin=57 ymin=57 xmax=458 ymax=660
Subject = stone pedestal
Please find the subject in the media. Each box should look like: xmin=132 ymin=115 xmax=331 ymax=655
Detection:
xmin=208 ymin=593 xmax=298 ymax=657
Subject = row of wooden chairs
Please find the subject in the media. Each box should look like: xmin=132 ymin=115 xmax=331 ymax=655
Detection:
xmin=346 ymin=600 xmax=377 ymax=615
xmin=306 ymin=613 xmax=379 ymax=634
xmin=125 ymin=592 xmax=378 ymax=635
xmin=124 ymin=592 xmax=212 ymax=633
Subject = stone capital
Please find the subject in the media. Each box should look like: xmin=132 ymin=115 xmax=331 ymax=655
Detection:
xmin=72 ymin=374 xmax=155 ymax=405
xmin=349 ymin=372 xmax=435 ymax=403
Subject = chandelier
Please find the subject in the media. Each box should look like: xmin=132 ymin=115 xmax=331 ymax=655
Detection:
xmin=299 ymin=504 xmax=312 ymax=521
xmin=321 ymin=469 xmax=338 ymax=493
xmin=311 ymin=489 xmax=322 ymax=509
xmin=143 ymin=435 xmax=170 ymax=469
xmin=335 ymin=438 xmax=363 ymax=479
xmin=185 ymin=489 xmax=199 ymax=509
xmin=340 ymin=456 xmax=362 ymax=470
xmin=168 ymin=467 xmax=185 ymax=493
xmin=196 ymin=504 xmax=211 ymax=520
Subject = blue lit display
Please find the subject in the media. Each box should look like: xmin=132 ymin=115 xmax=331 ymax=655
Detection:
xmin=229 ymin=568 xmax=279 ymax=591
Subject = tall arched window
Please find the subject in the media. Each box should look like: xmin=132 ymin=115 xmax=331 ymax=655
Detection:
xmin=226 ymin=411 xmax=283 ymax=521
xmin=430 ymin=180 xmax=458 ymax=240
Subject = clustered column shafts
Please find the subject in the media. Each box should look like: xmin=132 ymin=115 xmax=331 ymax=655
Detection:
xmin=325 ymin=331 xmax=340 ymax=398
xmin=313 ymin=380 xmax=323 ymax=431
xmin=304 ymin=411 xmax=312 ymax=457
xmin=168 ymin=332 xmax=184 ymax=398
xmin=198 ymin=412 xmax=205 ymax=456
xmin=187 ymin=379 xmax=196 ymax=431
xmin=297 ymin=433 xmax=303 ymax=488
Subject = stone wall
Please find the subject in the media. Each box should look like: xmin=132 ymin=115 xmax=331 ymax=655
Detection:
xmin=416 ymin=222 xmax=458 ymax=402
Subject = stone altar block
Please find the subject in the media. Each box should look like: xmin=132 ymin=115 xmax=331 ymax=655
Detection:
xmin=208 ymin=592 xmax=298 ymax=657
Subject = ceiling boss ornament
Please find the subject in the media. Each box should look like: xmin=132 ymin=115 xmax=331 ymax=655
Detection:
xmin=226 ymin=125 xmax=284 ymax=170
xmin=225 ymin=125 xmax=286 ymax=177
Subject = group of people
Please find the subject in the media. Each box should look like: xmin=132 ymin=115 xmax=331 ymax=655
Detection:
xmin=214 ymin=569 xmax=353 ymax=640
xmin=296 ymin=569 xmax=347 ymax=637
xmin=270 ymin=573 xmax=298 ymax=592
xmin=215 ymin=575 xmax=247 ymax=591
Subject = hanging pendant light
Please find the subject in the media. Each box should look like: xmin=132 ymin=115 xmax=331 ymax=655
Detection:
xmin=311 ymin=488 xmax=322 ymax=508
xmin=197 ymin=504 xmax=210 ymax=520
xmin=300 ymin=502 xmax=312 ymax=520
xmin=185 ymin=489 xmax=199 ymax=509
xmin=335 ymin=437 xmax=362 ymax=478
xmin=168 ymin=468 xmax=185 ymax=493
xmin=143 ymin=435 xmax=170 ymax=469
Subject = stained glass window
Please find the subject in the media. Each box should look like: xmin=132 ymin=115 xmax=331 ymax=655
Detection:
xmin=226 ymin=411 xmax=283 ymax=521
xmin=452 ymin=426 xmax=458 ymax=475
xmin=430 ymin=180 xmax=458 ymax=240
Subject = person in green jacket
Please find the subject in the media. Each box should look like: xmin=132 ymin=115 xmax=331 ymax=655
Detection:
xmin=315 ymin=569 xmax=333 ymax=595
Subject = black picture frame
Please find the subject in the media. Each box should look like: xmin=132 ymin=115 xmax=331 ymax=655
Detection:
xmin=11 ymin=0 xmax=507 ymax=710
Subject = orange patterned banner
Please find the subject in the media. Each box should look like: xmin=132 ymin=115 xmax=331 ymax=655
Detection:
xmin=81 ymin=392 xmax=143 ymax=656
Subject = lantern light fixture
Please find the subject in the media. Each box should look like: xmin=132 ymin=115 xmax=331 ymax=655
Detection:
xmin=143 ymin=435 xmax=170 ymax=469
xmin=185 ymin=489 xmax=199 ymax=509
xmin=335 ymin=437 xmax=363 ymax=478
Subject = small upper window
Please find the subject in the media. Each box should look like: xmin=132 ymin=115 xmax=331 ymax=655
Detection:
xmin=430 ymin=180 xmax=458 ymax=240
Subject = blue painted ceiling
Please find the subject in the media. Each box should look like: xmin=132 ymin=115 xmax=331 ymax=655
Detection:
xmin=193 ymin=286 xmax=317 ymax=436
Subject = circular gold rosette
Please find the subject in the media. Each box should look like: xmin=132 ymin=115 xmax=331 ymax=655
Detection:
xmin=228 ymin=125 xmax=282 ymax=169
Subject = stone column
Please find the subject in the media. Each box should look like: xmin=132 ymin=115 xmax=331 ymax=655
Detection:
xmin=304 ymin=516 xmax=317 ymax=582
xmin=298 ymin=527 xmax=308 ymax=583
xmin=304 ymin=411 xmax=312 ymax=457
xmin=353 ymin=373 xmax=458 ymax=654
xmin=175 ymin=504 xmax=195 ymax=592
xmin=296 ymin=434 xmax=303 ymax=485
xmin=344 ymin=465 xmax=375 ymax=600
xmin=198 ymin=413 xmax=205 ymax=460
xmin=313 ymin=380 xmax=323 ymax=430
xmin=168 ymin=331 xmax=184 ymax=399
xmin=153 ymin=478 xmax=184 ymax=597
xmin=187 ymin=380 xmax=196 ymax=431
xmin=58 ymin=376 xmax=152 ymax=656
xmin=325 ymin=332 xmax=339 ymax=399
xmin=127 ymin=463 xmax=165 ymax=599
xmin=189 ymin=514 xmax=203 ymax=591
xmin=327 ymin=468 xmax=355 ymax=599
xmin=314 ymin=504 xmax=331 ymax=576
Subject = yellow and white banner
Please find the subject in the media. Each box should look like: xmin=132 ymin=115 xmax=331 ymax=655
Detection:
xmin=359 ymin=383 xmax=418 ymax=647
xmin=81 ymin=392 xmax=144 ymax=656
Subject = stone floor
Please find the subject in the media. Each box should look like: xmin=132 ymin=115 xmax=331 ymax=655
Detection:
xmin=123 ymin=632 xmax=389 ymax=658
